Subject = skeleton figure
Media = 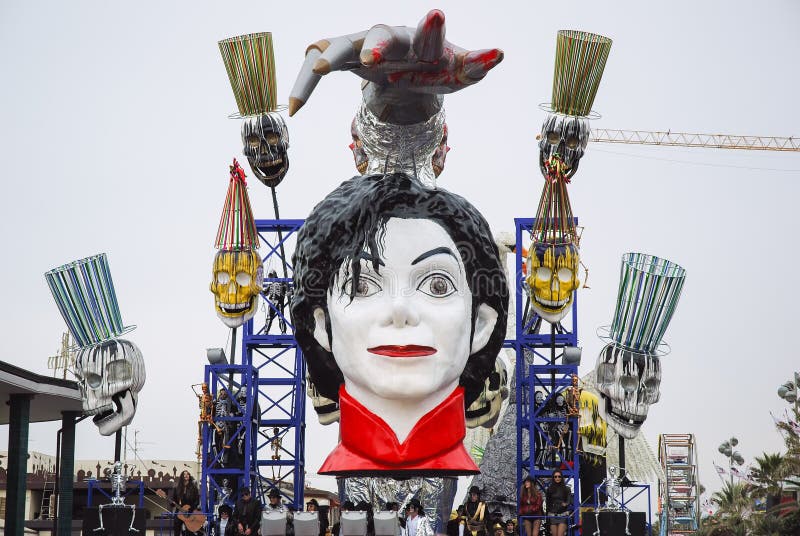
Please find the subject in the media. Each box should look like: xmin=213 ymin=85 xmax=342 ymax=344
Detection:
xmin=214 ymin=389 xmax=234 ymax=464
xmin=241 ymin=112 xmax=289 ymax=188
xmin=595 ymin=343 xmax=662 ymax=439
xmin=265 ymin=269 xmax=289 ymax=334
xmin=75 ymin=339 xmax=146 ymax=436
xmin=565 ymin=374 xmax=581 ymax=418
xmin=95 ymin=461 xmax=139 ymax=533
xmin=538 ymin=113 xmax=590 ymax=180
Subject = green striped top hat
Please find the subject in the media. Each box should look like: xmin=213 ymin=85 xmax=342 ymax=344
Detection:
xmin=598 ymin=253 xmax=686 ymax=356
xmin=543 ymin=30 xmax=612 ymax=117
xmin=215 ymin=159 xmax=260 ymax=250
xmin=219 ymin=32 xmax=279 ymax=117
xmin=45 ymin=253 xmax=134 ymax=349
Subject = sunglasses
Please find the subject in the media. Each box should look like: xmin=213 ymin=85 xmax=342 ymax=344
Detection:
xmin=553 ymin=475 xmax=562 ymax=479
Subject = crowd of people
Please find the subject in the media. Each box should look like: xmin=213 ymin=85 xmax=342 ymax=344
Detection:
xmin=167 ymin=471 xmax=572 ymax=536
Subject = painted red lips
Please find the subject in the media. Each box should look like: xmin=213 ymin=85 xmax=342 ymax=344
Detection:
xmin=368 ymin=345 xmax=437 ymax=357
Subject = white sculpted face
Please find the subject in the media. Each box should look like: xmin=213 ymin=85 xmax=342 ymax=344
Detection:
xmin=313 ymin=218 xmax=496 ymax=408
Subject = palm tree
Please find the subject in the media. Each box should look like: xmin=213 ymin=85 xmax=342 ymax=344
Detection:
xmin=700 ymin=481 xmax=753 ymax=536
xmin=751 ymin=452 xmax=785 ymax=506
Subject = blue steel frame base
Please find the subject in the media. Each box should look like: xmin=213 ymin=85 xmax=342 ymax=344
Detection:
xmin=201 ymin=219 xmax=306 ymax=515
xmin=514 ymin=218 xmax=581 ymax=531
xmin=592 ymin=483 xmax=652 ymax=536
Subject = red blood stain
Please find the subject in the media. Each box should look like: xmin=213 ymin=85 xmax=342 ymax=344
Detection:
xmin=474 ymin=49 xmax=501 ymax=68
xmin=422 ymin=10 xmax=445 ymax=31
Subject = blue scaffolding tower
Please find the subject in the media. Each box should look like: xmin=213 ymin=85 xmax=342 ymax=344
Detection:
xmin=514 ymin=218 xmax=581 ymax=529
xmin=201 ymin=219 xmax=306 ymax=514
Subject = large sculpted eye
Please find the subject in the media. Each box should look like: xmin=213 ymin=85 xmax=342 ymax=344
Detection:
xmin=565 ymin=136 xmax=579 ymax=149
xmin=236 ymin=272 xmax=252 ymax=286
xmin=418 ymin=273 xmax=456 ymax=297
xmin=345 ymin=276 xmax=381 ymax=297
xmin=535 ymin=267 xmax=552 ymax=282
xmin=557 ymin=268 xmax=573 ymax=283
xmin=217 ymin=272 xmax=231 ymax=285
xmin=265 ymin=132 xmax=280 ymax=145
xmin=546 ymin=131 xmax=560 ymax=145
xmin=246 ymin=134 xmax=260 ymax=149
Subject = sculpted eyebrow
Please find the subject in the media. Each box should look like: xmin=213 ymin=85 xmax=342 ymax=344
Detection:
xmin=411 ymin=247 xmax=458 ymax=265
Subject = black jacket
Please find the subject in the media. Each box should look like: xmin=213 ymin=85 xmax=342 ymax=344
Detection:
xmin=545 ymin=484 xmax=571 ymax=515
xmin=234 ymin=498 xmax=263 ymax=531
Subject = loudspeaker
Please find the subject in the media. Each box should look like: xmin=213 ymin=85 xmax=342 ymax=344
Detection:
xmin=582 ymin=511 xmax=645 ymax=536
xmin=82 ymin=507 xmax=146 ymax=535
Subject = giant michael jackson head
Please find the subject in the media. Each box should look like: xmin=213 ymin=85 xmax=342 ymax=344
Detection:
xmin=291 ymin=173 xmax=508 ymax=476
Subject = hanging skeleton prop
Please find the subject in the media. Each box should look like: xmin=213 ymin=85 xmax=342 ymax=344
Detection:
xmin=527 ymin=31 xmax=612 ymax=325
xmin=219 ymin=32 xmax=290 ymax=188
xmin=45 ymin=254 xmax=146 ymax=436
xmin=596 ymin=253 xmax=686 ymax=439
xmin=211 ymin=160 xmax=263 ymax=328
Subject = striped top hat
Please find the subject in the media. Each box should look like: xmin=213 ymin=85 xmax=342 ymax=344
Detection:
xmin=543 ymin=30 xmax=612 ymax=117
xmin=45 ymin=253 xmax=134 ymax=349
xmin=215 ymin=159 xmax=260 ymax=250
xmin=219 ymin=32 xmax=279 ymax=117
xmin=598 ymin=253 xmax=686 ymax=355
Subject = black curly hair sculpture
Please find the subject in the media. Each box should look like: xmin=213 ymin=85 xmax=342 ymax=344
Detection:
xmin=291 ymin=173 xmax=508 ymax=408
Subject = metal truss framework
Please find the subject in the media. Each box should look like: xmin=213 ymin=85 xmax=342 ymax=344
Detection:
xmin=658 ymin=434 xmax=700 ymax=536
xmin=590 ymin=129 xmax=800 ymax=152
xmin=513 ymin=218 xmax=581 ymax=529
xmin=201 ymin=219 xmax=306 ymax=515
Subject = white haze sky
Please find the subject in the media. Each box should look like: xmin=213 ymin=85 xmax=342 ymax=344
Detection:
xmin=1 ymin=0 xmax=799 ymax=501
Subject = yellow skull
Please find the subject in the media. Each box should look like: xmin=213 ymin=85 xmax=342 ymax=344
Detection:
xmin=210 ymin=249 xmax=263 ymax=328
xmin=525 ymin=242 xmax=580 ymax=323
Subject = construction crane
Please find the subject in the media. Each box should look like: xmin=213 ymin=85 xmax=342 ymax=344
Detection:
xmin=590 ymin=129 xmax=800 ymax=152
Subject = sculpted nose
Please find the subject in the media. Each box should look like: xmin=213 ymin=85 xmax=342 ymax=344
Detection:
xmin=387 ymin=294 xmax=420 ymax=328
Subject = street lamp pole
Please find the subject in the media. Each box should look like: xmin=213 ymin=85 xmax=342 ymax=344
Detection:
xmin=777 ymin=372 xmax=799 ymax=416
xmin=718 ymin=437 xmax=744 ymax=488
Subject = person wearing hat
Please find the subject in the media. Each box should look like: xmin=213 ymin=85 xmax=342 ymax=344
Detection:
xmin=464 ymin=487 xmax=487 ymax=536
xmin=233 ymin=487 xmax=263 ymax=536
xmin=491 ymin=523 xmax=504 ymax=536
xmin=403 ymin=499 xmax=433 ymax=536
xmin=215 ymin=504 xmax=235 ymax=536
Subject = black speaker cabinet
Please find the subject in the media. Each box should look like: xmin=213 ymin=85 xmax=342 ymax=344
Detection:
xmin=82 ymin=507 xmax=146 ymax=535
xmin=582 ymin=511 xmax=646 ymax=536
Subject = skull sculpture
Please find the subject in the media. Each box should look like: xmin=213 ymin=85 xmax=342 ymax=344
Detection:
xmin=241 ymin=112 xmax=289 ymax=188
xmin=465 ymin=357 xmax=509 ymax=429
xmin=75 ymin=339 xmax=146 ymax=436
xmin=595 ymin=343 xmax=662 ymax=439
xmin=210 ymin=249 xmax=263 ymax=328
xmin=306 ymin=373 xmax=340 ymax=425
xmin=526 ymin=242 xmax=580 ymax=324
xmin=538 ymin=113 xmax=590 ymax=179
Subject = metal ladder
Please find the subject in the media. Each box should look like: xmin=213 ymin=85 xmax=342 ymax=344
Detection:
xmin=40 ymin=474 xmax=56 ymax=519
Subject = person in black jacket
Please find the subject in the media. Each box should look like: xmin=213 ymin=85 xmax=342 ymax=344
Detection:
xmin=544 ymin=471 xmax=571 ymax=536
xmin=233 ymin=487 xmax=263 ymax=536
xmin=171 ymin=470 xmax=201 ymax=536
xmin=215 ymin=505 xmax=236 ymax=536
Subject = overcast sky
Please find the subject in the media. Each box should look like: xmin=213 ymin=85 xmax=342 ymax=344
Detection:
xmin=1 ymin=0 xmax=799 ymax=501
